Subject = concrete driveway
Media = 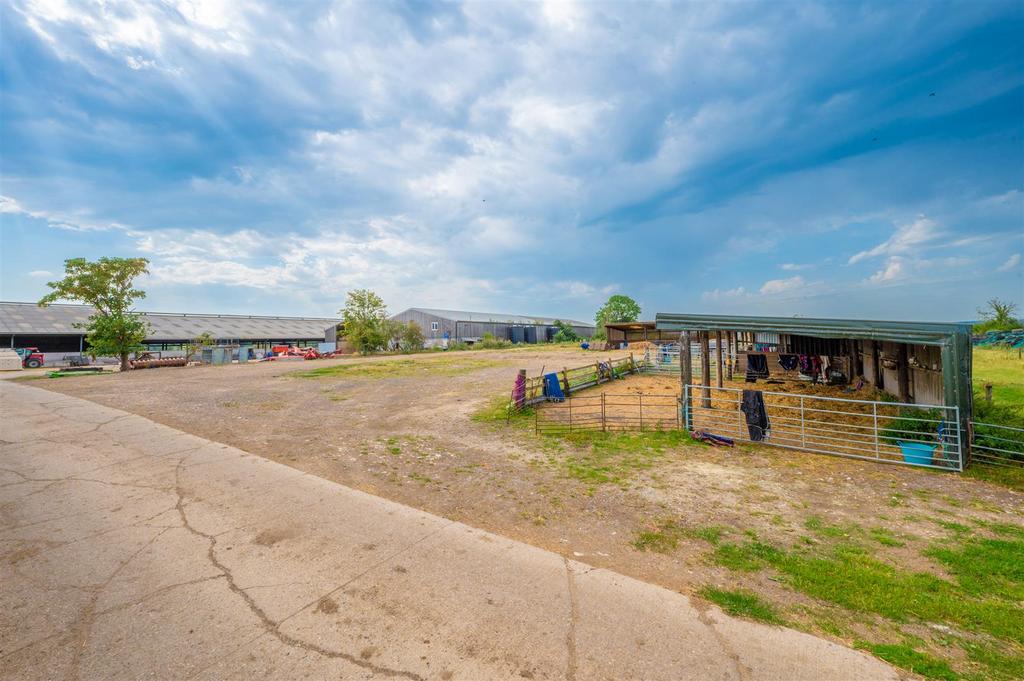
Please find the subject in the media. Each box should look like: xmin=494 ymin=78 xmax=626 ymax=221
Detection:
xmin=0 ymin=380 xmax=899 ymax=680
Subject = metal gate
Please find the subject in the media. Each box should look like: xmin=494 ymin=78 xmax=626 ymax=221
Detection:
xmin=684 ymin=384 xmax=963 ymax=471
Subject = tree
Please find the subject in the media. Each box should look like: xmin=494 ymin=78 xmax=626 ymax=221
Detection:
xmin=185 ymin=331 xmax=215 ymax=363
xmin=552 ymin=319 xmax=580 ymax=343
xmin=38 ymin=257 xmax=151 ymax=372
xmin=974 ymin=298 xmax=1021 ymax=333
xmin=400 ymin=321 xmax=425 ymax=353
xmin=594 ymin=294 xmax=641 ymax=340
xmin=340 ymin=289 xmax=389 ymax=355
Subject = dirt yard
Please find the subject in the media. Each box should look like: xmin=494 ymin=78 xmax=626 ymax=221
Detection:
xmin=30 ymin=348 xmax=1024 ymax=679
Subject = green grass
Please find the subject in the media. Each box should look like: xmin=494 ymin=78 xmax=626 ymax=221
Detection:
xmin=869 ymin=527 xmax=906 ymax=547
xmin=631 ymin=520 xmax=726 ymax=553
xmin=964 ymin=464 xmax=1024 ymax=489
xmin=925 ymin=527 xmax=1024 ymax=600
xmin=854 ymin=642 xmax=958 ymax=680
xmin=555 ymin=430 xmax=687 ymax=489
xmin=973 ymin=347 xmax=1024 ymax=420
xmin=711 ymin=538 xmax=1024 ymax=645
xmin=471 ymin=394 xmax=535 ymax=425
xmin=960 ymin=641 xmax=1024 ymax=681
xmin=289 ymin=357 xmax=504 ymax=379
xmin=699 ymin=586 xmax=784 ymax=625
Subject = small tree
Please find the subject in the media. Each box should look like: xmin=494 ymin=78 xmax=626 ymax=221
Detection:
xmin=594 ymin=294 xmax=641 ymax=340
xmin=552 ymin=319 xmax=580 ymax=343
xmin=39 ymin=257 xmax=151 ymax=371
xmin=974 ymin=298 xmax=1020 ymax=333
xmin=185 ymin=331 xmax=215 ymax=363
xmin=400 ymin=321 xmax=425 ymax=353
xmin=340 ymin=289 xmax=389 ymax=355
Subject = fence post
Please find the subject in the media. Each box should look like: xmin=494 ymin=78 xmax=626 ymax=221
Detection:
xmin=561 ymin=367 xmax=570 ymax=395
xmin=639 ymin=394 xmax=644 ymax=432
xmin=568 ymin=396 xmax=573 ymax=434
xmin=601 ymin=393 xmax=607 ymax=432
xmin=800 ymin=396 xmax=806 ymax=449
xmin=595 ymin=362 xmax=602 ymax=385
xmin=872 ymin=402 xmax=880 ymax=459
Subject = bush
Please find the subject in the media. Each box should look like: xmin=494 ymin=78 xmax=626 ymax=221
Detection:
xmin=552 ymin=320 xmax=579 ymax=343
xmin=476 ymin=332 xmax=512 ymax=350
xmin=879 ymin=407 xmax=945 ymax=445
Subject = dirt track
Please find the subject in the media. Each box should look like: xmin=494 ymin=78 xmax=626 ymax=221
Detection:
xmin=34 ymin=347 xmax=1023 ymax=644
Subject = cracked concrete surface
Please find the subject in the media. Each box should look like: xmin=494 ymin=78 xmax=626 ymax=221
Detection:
xmin=0 ymin=381 xmax=900 ymax=680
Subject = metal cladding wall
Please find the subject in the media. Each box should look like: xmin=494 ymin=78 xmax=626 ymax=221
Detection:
xmin=390 ymin=308 xmax=594 ymax=343
xmin=655 ymin=312 xmax=973 ymax=434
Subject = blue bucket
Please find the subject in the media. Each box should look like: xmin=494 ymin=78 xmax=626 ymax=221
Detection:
xmin=897 ymin=441 xmax=936 ymax=466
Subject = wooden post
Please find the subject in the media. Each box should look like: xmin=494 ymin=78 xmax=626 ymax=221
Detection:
xmin=700 ymin=331 xmax=712 ymax=408
xmin=984 ymin=383 xmax=993 ymax=405
xmin=601 ymin=393 xmax=607 ymax=431
xmin=561 ymin=367 xmax=570 ymax=396
xmin=873 ymin=341 xmax=884 ymax=388
xmin=715 ymin=330 xmax=724 ymax=389
xmin=679 ymin=331 xmax=692 ymax=396
xmin=727 ymin=331 xmax=735 ymax=380
xmin=594 ymin=362 xmax=601 ymax=384
xmin=897 ymin=344 xmax=910 ymax=403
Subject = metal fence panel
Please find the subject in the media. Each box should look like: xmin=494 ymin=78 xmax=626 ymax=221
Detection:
xmin=684 ymin=384 xmax=962 ymax=471
xmin=970 ymin=421 xmax=1024 ymax=467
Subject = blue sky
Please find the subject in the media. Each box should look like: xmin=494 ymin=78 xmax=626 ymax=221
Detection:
xmin=1 ymin=0 xmax=1021 ymax=322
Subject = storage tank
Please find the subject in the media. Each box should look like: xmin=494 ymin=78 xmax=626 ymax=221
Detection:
xmin=524 ymin=326 xmax=538 ymax=344
xmin=510 ymin=326 xmax=525 ymax=344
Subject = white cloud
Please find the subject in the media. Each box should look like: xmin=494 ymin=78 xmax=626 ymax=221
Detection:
xmin=702 ymin=286 xmax=748 ymax=301
xmin=866 ymin=256 xmax=906 ymax=284
xmin=28 ymin=270 xmax=53 ymax=277
xmin=997 ymin=253 xmax=1021 ymax=272
xmin=848 ymin=216 xmax=940 ymax=264
xmin=781 ymin=263 xmax=813 ymax=271
xmin=759 ymin=276 xmax=804 ymax=295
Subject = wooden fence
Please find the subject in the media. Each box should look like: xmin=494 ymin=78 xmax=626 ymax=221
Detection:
xmin=519 ymin=355 xmax=642 ymax=406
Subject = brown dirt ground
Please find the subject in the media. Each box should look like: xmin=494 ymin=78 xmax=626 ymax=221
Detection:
xmin=32 ymin=348 xmax=1024 ymax=653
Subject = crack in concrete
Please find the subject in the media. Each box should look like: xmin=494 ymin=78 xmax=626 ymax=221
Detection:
xmin=69 ymin=526 xmax=172 ymax=681
xmin=172 ymin=459 xmax=426 ymax=681
xmin=563 ymin=558 xmax=579 ymax=681
xmin=696 ymin=608 xmax=750 ymax=681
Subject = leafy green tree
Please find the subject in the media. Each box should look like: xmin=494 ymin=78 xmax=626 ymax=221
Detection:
xmin=185 ymin=331 xmax=215 ymax=363
xmin=594 ymin=294 xmax=641 ymax=340
xmin=38 ymin=257 xmax=151 ymax=372
xmin=400 ymin=321 xmax=425 ymax=353
xmin=552 ymin=319 xmax=580 ymax=343
xmin=974 ymin=298 xmax=1020 ymax=333
xmin=340 ymin=289 xmax=389 ymax=355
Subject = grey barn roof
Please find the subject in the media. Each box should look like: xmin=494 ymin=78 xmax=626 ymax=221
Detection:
xmin=0 ymin=302 xmax=338 ymax=341
xmin=396 ymin=307 xmax=593 ymax=328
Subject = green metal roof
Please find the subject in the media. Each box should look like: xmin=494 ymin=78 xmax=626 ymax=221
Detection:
xmin=654 ymin=313 xmax=970 ymax=345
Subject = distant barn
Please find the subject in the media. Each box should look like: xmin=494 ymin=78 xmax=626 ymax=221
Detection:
xmin=390 ymin=307 xmax=594 ymax=346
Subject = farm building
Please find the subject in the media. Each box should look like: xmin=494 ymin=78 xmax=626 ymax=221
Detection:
xmin=654 ymin=312 xmax=974 ymax=430
xmin=390 ymin=308 xmax=594 ymax=345
xmin=603 ymin=321 xmax=678 ymax=346
xmin=0 ymin=301 xmax=339 ymax=363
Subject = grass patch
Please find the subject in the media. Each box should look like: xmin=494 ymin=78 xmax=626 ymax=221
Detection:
xmin=869 ymin=527 xmax=906 ymax=547
xmin=632 ymin=520 xmax=726 ymax=553
xmin=553 ymin=430 xmax=687 ymax=490
xmin=854 ymin=641 xmax=957 ymax=681
xmin=963 ymin=464 xmax=1024 ymax=491
xmin=961 ymin=640 xmax=1024 ymax=681
xmin=290 ymin=357 xmax=504 ymax=379
xmin=973 ymin=347 xmax=1024 ymax=421
xmin=700 ymin=586 xmax=784 ymax=625
xmin=471 ymin=394 xmax=535 ymax=425
xmin=925 ymin=531 xmax=1024 ymax=600
xmin=713 ymin=538 xmax=1024 ymax=645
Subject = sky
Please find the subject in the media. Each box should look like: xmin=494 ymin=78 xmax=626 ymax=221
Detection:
xmin=1 ymin=0 xmax=1022 ymax=323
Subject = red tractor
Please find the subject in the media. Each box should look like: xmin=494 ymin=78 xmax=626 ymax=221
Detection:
xmin=15 ymin=347 xmax=45 ymax=369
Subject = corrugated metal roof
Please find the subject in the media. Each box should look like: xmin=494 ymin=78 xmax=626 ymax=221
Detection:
xmin=0 ymin=302 xmax=338 ymax=341
xmin=654 ymin=313 xmax=970 ymax=344
xmin=397 ymin=307 xmax=593 ymax=328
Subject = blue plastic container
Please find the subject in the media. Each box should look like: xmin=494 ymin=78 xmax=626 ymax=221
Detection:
xmin=897 ymin=441 xmax=936 ymax=466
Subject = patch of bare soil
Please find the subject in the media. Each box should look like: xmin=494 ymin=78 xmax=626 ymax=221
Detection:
xmin=37 ymin=350 xmax=1023 ymax=644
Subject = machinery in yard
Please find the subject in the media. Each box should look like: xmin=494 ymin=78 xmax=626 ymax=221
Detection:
xmin=15 ymin=347 xmax=45 ymax=369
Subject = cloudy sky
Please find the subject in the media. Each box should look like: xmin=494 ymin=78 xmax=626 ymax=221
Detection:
xmin=1 ymin=0 xmax=1021 ymax=322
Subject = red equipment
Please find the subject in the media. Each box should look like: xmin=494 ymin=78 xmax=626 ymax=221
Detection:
xmin=15 ymin=347 xmax=45 ymax=369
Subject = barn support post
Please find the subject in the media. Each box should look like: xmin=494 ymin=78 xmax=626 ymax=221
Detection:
xmin=700 ymin=331 xmax=711 ymax=408
xmin=715 ymin=330 xmax=724 ymax=389
xmin=873 ymin=341 xmax=884 ymax=388
xmin=679 ymin=331 xmax=692 ymax=424
xmin=727 ymin=331 xmax=734 ymax=380
xmin=897 ymin=344 xmax=910 ymax=403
